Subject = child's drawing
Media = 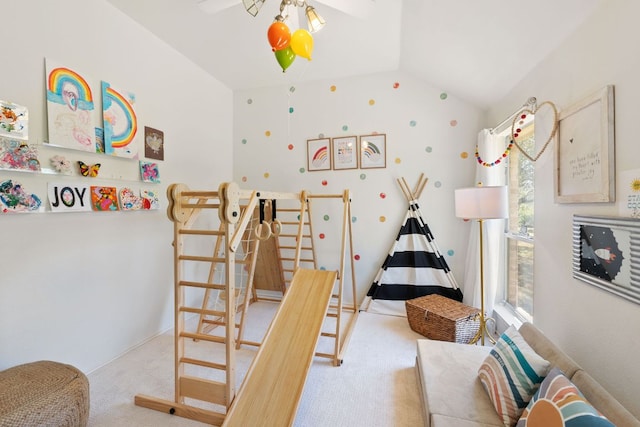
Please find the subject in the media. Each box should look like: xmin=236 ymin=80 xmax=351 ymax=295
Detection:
xmin=0 ymin=100 xmax=28 ymax=140
xmin=102 ymin=81 xmax=138 ymax=158
xmin=46 ymin=59 xmax=96 ymax=152
xmin=0 ymin=179 xmax=42 ymax=213
xmin=90 ymin=186 xmax=119 ymax=211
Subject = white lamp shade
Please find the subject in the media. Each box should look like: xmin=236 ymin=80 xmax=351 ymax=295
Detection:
xmin=454 ymin=186 xmax=508 ymax=219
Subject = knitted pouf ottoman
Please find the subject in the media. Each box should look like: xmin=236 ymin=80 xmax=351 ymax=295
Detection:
xmin=0 ymin=360 xmax=89 ymax=427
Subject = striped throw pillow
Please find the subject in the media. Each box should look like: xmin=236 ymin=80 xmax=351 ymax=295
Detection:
xmin=478 ymin=326 xmax=551 ymax=427
xmin=516 ymin=367 xmax=615 ymax=426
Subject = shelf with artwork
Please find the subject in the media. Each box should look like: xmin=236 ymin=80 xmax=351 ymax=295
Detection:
xmin=1 ymin=59 xmax=166 ymax=214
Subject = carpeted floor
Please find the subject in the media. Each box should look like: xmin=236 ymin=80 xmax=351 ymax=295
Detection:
xmin=88 ymin=302 xmax=425 ymax=426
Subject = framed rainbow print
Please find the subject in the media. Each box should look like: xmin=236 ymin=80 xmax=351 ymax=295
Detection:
xmin=307 ymin=138 xmax=331 ymax=172
xmin=360 ymin=134 xmax=386 ymax=169
xmin=332 ymin=136 xmax=358 ymax=170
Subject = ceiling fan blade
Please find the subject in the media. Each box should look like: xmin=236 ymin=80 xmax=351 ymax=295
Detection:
xmin=196 ymin=0 xmax=239 ymax=14
xmin=243 ymin=0 xmax=265 ymax=17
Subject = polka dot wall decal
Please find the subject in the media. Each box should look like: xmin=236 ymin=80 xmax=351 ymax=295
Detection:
xmin=299 ymin=167 xmax=306 ymax=173
xmin=247 ymin=99 xmax=253 ymax=104
xmin=264 ymin=172 xmax=270 ymax=178
xmin=395 ymin=158 xmax=401 ymax=164
xmin=352 ymin=216 xmax=357 ymax=222
xmin=409 ymin=120 xmax=417 ymax=127
xmin=447 ymin=249 xmax=454 ymax=256
xmin=434 ymin=181 xmax=442 ymax=188
xmin=265 ymin=130 xmax=271 ymax=137
xmin=342 ymin=125 xmax=349 ymax=131
xmin=288 ymin=144 xmax=294 ymax=150
xmin=242 ymin=176 xmax=247 ymax=182
xmin=289 ymin=86 xmax=296 ymax=93
xmin=460 ymin=152 xmax=468 ymax=159
xmin=318 ymin=133 xmax=325 ymax=138
xmin=242 ymin=139 xmax=247 ymax=144
xmin=440 ymin=92 xmax=448 ymax=100
xmin=379 ymin=216 xmax=386 ymax=222
xmin=425 ymin=146 xmax=433 ymax=153
xmin=319 ymin=233 xmax=325 ymax=239
xmin=393 ymin=82 xmax=400 ymax=89
xmin=359 ymin=173 xmax=366 ymax=180
xmin=322 ymin=180 xmax=328 ymax=186
xmin=379 ymin=192 xmax=386 ymax=199
xmin=450 ymin=120 xmax=458 ymax=127
xmin=323 ymin=214 xmax=330 ymax=221
xmin=369 ymin=99 xmax=375 ymax=106
xmin=354 ymin=254 xmax=360 ymax=260
xmin=289 ymin=107 xmax=294 ymax=113
xmin=330 ymin=85 xmax=337 ymax=92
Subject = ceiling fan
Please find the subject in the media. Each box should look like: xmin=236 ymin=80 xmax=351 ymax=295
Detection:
xmin=195 ymin=0 xmax=375 ymax=21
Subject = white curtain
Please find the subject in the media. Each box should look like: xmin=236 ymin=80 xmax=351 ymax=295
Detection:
xmin=462 ymin=129 xmax=508 ymax=318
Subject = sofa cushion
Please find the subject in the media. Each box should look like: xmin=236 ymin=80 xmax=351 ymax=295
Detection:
xmin=478 ymin=326 xmax=551 ymax=427
xmin=416 ymin=339 xmax=503 ymax=426
xmin=516 ymin=367 xmax=615 ymax=426
xmin=517 ymin=323 xmax=581 ymax=379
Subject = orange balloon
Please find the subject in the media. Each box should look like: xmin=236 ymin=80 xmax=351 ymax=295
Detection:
xmin=267 ymin=22 xmax=291 ymax=52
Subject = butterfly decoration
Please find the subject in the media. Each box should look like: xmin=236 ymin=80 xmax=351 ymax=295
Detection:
xmin=78 ymin=161 xmax=101 ymax=177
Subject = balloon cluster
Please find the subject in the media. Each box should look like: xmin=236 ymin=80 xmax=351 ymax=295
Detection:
xmin=267 ymin=20 xmax=314 ymax=72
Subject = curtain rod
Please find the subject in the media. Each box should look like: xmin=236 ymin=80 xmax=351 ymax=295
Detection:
xmin=489 ymin=96 xmax=537 ymax=134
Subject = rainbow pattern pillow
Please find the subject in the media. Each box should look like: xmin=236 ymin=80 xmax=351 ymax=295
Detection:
xmin=516 ymin=367 xmax=615 ymax=426
xmin=478 ymin=326 xmax=551 ymax=427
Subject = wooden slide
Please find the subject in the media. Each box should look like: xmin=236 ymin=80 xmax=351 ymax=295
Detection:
xmin=222 ymin=268 xmax=337 ymax=427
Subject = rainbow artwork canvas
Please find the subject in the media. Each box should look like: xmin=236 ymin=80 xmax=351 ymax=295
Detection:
xmin=45 ymin=59 xmax=96 ymax=152
xmin=101 ymin=81 xmax=139 ymax=159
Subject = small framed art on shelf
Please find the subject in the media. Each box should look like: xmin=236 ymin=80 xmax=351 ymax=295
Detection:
xmin=359 ymin=134 xmax=386 ymax=169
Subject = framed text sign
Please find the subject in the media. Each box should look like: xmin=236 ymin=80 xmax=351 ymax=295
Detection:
xmin=554 ymin=85 xmax=615 ymax=203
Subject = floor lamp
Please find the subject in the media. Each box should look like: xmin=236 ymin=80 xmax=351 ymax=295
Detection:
xmin=454 ymin=186 xmax=508 ymax=346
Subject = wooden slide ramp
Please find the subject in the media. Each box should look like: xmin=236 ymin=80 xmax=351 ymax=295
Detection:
xmin=222 ymin=268 xmax=337 ymax=427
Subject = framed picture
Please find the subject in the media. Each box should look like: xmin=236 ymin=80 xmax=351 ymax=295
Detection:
xmin=360 ymin=134 xmax=386 ymax=169
xmin=307 ymin=138 xmax=331 ymax=171
xmin=554 ymin=85 xmax=615 ymax=203
xmin=572 ymin=214 xmax=640 ymax=305
xmin=332 ymin=136 xmax=358 ymax=170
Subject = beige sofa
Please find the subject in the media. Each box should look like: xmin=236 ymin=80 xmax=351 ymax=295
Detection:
xmin=415 ymin=322 xmax=640 ymax=427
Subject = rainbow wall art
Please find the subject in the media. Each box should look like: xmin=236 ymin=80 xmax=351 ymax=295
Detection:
xmin=101 ymin=81 xmax=139 ymax=159
xmin=45 ymin=59 xmax=96 ymax=152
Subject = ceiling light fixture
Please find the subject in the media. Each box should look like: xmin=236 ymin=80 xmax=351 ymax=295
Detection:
xmin=250 ymin=0 xmax=325 ymax=72
xmin=305 ymin=4 xmax=325 ymax=33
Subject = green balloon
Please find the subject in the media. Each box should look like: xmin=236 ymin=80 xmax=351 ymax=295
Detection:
xmin=275 ymin=47 xmax=296 ymax=72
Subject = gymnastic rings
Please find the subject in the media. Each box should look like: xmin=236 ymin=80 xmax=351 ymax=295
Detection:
xmin=254 ymin=218 xmax=282 ymax=241
xmin=253 ymin=199 xmax=282 ymax=241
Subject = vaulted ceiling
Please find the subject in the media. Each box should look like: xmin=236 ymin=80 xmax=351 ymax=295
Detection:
xmin=106 ymin=0 xmax=601 ymax=108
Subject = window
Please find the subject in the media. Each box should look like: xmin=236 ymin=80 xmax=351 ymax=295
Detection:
xmin=504 ymin=120 xmax=534 ymax=322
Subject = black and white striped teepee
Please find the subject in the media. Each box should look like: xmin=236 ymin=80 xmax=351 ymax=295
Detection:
xmin=364 ymin=176 xmax=461 ymax=316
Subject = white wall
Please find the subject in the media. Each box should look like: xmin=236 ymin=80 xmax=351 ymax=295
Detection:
xmin=233 ymin=71 xmax=483 ymax=305
xmin=487 ymin=0 xmax=640 ymax=417
xmin=0 ymin=0 xmax=232 ymax=373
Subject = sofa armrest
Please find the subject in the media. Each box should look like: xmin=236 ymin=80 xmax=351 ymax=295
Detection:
xmin=518 ymin=322 xmax=581 ymax=377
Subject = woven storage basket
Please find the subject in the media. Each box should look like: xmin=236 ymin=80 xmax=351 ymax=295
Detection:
xmin=405 ymin=294 xmax=480 ymax=343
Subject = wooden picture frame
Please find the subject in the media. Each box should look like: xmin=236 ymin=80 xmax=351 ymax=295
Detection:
xmin=307 ymin=138 xmax=331 ymax=172
xmin=554 ymin=85 xmax=615 ymax=203
xmin=359 ymin=134 xmax=386 ymax=169
xmin=572 ymin=214 xmax=640 ymax=305
xmin=332 ymin=136 xmax=358 ymax=170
